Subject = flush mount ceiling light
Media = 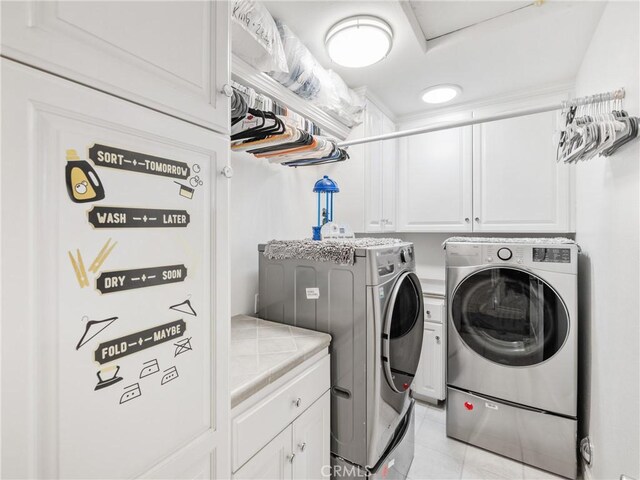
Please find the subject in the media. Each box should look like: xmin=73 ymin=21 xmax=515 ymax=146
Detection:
xmin=421 ymin=84 xmax=462 ymax=104
xmin=325 ymin=16 xmax=393 ymax=68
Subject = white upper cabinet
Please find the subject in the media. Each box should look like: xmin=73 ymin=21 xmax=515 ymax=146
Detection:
xmin=396 ymin=93 xmax=574 ymax=233
xmin=1 ymin=1 xmax=230 ymax=134
xmin=397 ymin=114 xmax=473 ymax=232
xmin=364 ymin=101 xmax=397 ymax=233
xmin=381 ymin=116 xmax=398 ymax=232
xmin=472 ymin=99 xmax=573 ymax=232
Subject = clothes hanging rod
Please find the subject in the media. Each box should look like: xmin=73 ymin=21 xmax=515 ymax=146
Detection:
xmin=338 ymin=87 xmax=625 ymax=148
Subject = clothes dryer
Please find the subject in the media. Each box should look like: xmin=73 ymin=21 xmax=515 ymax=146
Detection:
xmin=445 ymin=239 xmax=579 ymax=479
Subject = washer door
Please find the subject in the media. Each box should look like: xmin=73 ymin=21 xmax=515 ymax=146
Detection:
xmin=382 ymin=272 xmax=424 ymax=392
xmin=452 ymin=267 xmax=569 ymax=367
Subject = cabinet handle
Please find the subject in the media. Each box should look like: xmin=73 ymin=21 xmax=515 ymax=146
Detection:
xmin=299 ymin=442 xmax=307 ymax=452
xmin=435 ymin=335 xmax=441 ymax=343
xmin=288 ymin=453 xmax=296 ymax=463
xmin=426 ymin=310 xmax=431 ymax=316
xmin=293 ymin=397 xmax=302 ymax=408
xmin=465 ymin=217 xmax=470 ymax=223
xmin=474 ymin=217 xmax=480 ymax=222
xmin=221 ymin=84 xmax=234 ymax=98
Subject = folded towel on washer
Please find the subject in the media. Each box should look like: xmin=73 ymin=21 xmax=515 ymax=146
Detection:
xmin=263 ymin=238 xmax=403 ymax=265
xmin=443 ymin=237 xmax=578 ymax=248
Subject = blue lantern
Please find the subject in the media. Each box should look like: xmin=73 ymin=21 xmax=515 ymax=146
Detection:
xmin=312 ymin=175 xmax=339 ymax=240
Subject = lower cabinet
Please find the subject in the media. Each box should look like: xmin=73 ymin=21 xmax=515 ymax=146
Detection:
xmin=232 ymin=353 xmax=331 ymax=480
xmin=234 ymin=392 xmax=331 ymax=480
xmin=412 ymin=296 xmax=446 ymax=402
xmin=233 ymin=427 xmax=293 ymax=480
xmin=413 ymin=322 xmax=445 ymax=401
xmin=293 ymin=392 xmax=331 ymax=480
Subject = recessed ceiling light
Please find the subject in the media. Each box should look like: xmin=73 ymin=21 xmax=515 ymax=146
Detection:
xmin=421 ymin=84 xmax=462 ymax=104
xmin=325 ymin=16 xmax=393 ymax=68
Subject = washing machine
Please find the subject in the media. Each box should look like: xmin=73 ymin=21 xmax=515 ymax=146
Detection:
xmin=445 ymin=239 xmax=579 ymax=479
xmin=258 ymin=242 xmax=424 ymax=479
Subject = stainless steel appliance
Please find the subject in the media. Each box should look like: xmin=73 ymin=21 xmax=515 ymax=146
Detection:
xmin=258 ymin=242 xmax=424 ymax=479
xmin=445 ymin=240 xmax=579 ymax=479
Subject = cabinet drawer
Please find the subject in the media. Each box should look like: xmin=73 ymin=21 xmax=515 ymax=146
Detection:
xmin=232 ymin=355 xmax=330 ymax=472
xmin=424 ymin=297 xmax=445 ymax=324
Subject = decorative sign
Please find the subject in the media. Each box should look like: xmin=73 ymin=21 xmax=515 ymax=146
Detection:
xmin=94 ymin=319 xmax=187 ymax=364
xmin=89 ymin=144 xmax=190 ymax=179
xmin=88 ymin=206 xmax=190 ymax=228
xmin=96 ymin=264 xmax=187 ymax=294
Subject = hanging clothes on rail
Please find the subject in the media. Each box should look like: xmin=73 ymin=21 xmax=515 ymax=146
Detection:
xmin=557 ymin=91 xmax=639 ymax=163
xmin=230 ymin=86 xmax=349 ymax=167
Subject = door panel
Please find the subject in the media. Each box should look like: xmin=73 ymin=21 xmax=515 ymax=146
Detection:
xmin=451 ymin=267 xmax=569 ymax=367
xmin=398 ymin=122 xmax=473 ymax=232
xmin=364 ymin=102 xmax=384 ymax=232
xmin=381 ymin=116 xmax=397 ymax=232
xmin=292 ymin=392 xmax=331 ymax=480
xmin=233 ymin=428 xmax=292 ymax=480
xmin=472 ymin=108 xmax=572 ymax=232
xmin=0 ymin=59 xmax=229 ymax=479
xmin=1 ymin=1 xmax=230 ymax=134
xmin=383 ymin=273 xmax=424 ymax=392
xmin=413 ymin=322 xmax=444 ymax=400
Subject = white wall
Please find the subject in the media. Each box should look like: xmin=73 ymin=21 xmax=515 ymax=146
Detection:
xmin=229 ymin=142 xmax=365 ymax=315
xmin=574 ymin=2 xmax=640 ymax=479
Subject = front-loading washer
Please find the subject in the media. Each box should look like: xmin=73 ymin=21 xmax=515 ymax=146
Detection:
xmin=258 ymin=241 xmax=424 ymax=478
xmin=444 ymin=239 xmax=579 ymax=479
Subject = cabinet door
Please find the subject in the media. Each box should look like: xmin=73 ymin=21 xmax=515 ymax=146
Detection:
xmin=1 ymin=59 xmax=229 ymax=480
xmin=397 ymin=123 xmax=473 ymax=232
xmin=1 ymin=1 xmax=230 ymax=134
xmin=381 ymin=116 xmax=397 ymax=232
xmin=234 ymin=428 xmax=293 ymax=480
xmin=412 ymin=322 xmax=444 ymax=401
xmin=292 ymin=392 xmax=331 ymax=480
xmin=472 ymin=109 xmax=573 ymax=232
xmin=364 ymin=102 xmax=384 ymax=232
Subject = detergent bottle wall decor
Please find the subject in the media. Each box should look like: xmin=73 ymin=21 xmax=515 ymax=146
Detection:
xmin=65 ymin=149 xmax=105 ymax=203
xmin=312 ymin=175 xmax=339 ymax=240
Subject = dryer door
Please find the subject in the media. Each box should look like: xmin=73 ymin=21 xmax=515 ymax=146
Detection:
xmin=382 ymin=272 xmax=424 ymax=392
xmin=451 ymin=267 xmax=569 ymax=367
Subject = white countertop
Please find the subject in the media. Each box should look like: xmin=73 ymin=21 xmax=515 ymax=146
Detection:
xmin=230 ymin=315 xmax=331 ymax=408
xmin=420 ymin=277 xmax=446 ymax=297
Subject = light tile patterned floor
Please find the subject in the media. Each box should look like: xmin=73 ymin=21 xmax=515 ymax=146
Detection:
xmin=408 ymin=401 xmax=566 ymax=480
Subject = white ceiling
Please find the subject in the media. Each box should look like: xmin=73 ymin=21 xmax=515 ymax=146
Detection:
xmin=409 ymin=1 xmax=531 ymax=40
xmin=262 ymin=1 xmax=606 ymax=119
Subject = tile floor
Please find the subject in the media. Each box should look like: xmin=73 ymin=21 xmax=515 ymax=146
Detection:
xmin=408 ymin=401 xmax=567 ymax=480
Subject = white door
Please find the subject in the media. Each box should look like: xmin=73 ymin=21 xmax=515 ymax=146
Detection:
xmin=233 ymin=428 xmax=293 ymax=480
xmin=364 ymin=102 xmax=384 ymax=232
xmin=0 ymin=59 xmax=229 ymax=479
xmin=413 ymin=322 xmax=444 ymax=401
xmin=381 ymin=116 xmax=397 ymax=232
xmin=1 ymin=1 xmax=230 ymax=134
xmin=292 ymin=392 xmax=331 ymax=480
xmin=397 ymin=121 xmax=473 ymax=232
xmin=472 ymin=103 xmax=573 ymax=232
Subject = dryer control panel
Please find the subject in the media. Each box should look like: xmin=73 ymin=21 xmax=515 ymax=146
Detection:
xmin=445 ymin=241 xmax=578 ymax=274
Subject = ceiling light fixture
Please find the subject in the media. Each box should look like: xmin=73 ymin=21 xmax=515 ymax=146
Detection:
xmin=421 ymin=84 xmax=462 ymax=104
xmin=325 ymin=15 xmax=393 ymax=68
